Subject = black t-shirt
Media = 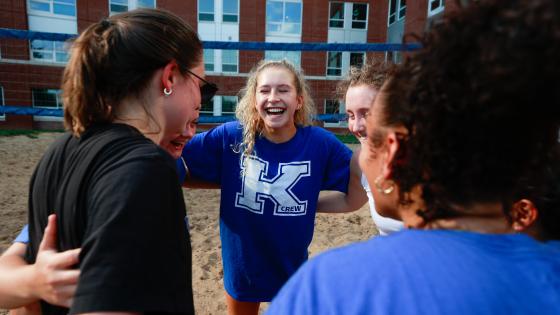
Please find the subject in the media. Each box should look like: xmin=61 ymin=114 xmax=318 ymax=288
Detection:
xmin=25 ymin=123 xmax=194 ymax=315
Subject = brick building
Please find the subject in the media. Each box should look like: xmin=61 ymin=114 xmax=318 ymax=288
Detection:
xmin=0 ymin=0 xmax=452 ymax=131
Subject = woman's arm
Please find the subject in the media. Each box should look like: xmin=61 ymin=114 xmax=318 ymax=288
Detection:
xmin=317 ymin=150 xmax=368 ymax=213
xmin=0 ymin=215 xmax=80 ymax=309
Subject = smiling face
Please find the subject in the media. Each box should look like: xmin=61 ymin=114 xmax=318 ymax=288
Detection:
xmin=345 ymin=84 xmax=378 ymax=142
xmin=358 ymin=90 xmax=402 ymax=220
xmin=155 ymin=62 xmax=203 ymax=159
xmin=255 ymin=66 xmax=302 ymax=141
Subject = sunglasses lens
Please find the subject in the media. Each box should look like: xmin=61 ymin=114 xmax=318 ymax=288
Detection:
xmin=200 ymin=83 xmax=218 ymax=104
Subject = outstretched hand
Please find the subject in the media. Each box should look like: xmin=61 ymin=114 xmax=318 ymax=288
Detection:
xmin=31 ymin=214 xmax=81 ymax=307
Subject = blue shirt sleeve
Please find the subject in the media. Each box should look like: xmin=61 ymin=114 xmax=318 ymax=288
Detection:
xmin=13 ymin=224 xmax=29 ymax=244
xmin=182 ymin=124 xmax=227 ymax=184
xmin=321 ymin=130 xmax=352 ymax=193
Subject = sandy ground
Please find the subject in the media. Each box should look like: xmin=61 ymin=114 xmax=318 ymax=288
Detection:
xmin=0 ymin=132 xmax=376 ymax=315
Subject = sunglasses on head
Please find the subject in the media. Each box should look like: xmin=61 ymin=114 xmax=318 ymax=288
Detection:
xmin=185 ymin=68 xmax=218 ymax=105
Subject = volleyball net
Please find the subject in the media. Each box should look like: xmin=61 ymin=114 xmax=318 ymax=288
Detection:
xmin=0 ymin=28 xmax=420 ymax=123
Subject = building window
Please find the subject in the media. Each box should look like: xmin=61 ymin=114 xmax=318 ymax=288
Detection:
xmin=325 ymin=99 xmax=342 ymax=115
xmin=204 ymin=49 xmax=215 ymax=72
xmin=266 ymin=0 xmax=302 ymax=35
xmin=324 ymin=99 xmax=346 ymax=127
xmin=137 ymin=0 xmax=155 ymax=8
xmin=221 ymin=96 xmax=237 ymax=115
xmin=388 ymin=0 xmax=406 ymax=25
xmin=30 ymin=40 xmax=68 ymax=63
xmin=199 ymin=0 xmax=214 ymax=21
xmin=32 ymin=88 xmax=63 ymax=109
xmin=386 ymin=51 xmax=403 ymax=64
xmin=201 ymin=98 xmax=214 ymax=115
xmin=428 ymin=0 xmax=444 ymax=17
xmin=109 ymin=0 xmax=155 ymax=14
xmin=110 ymin=0 xmax=128 ymax=12
xmin=222 ymin=50 xmax=238 ymax=73
xmin=264 ymin=51 xmax=301 ymax=68
xmin=223 ymin=0 xmax=238 ymax=22
xmin=329 ymin=2 xmax=344 ymax=28
xmin=327 ymin=51 xmax=342 ymax=76
xmin=350 ymin=52 xmax=365 ymax=68
xmin=28 ymin=0 xmax=77 ymax=17
xmin=351 ymin=3 xmax=367 ymax=29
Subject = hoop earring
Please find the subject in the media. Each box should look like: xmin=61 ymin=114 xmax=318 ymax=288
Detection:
xmin=163 ymin=87 xmax=173 ymax=96
xmin=374 ymin=176 xmax=395 ymax=195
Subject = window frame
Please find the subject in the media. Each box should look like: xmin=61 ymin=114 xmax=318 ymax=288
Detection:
xmin=388 ymin=0 xmax=406 ymax=26
xmin=221 ymin=49 xmax=238 ymax=73
xmin=323 ymin=99 xmax=346 ymax=127
xmin=266 ymin=0 xmax=302 ymax=36
xmin=328 ymin=2 xmax=345 ymax=29
xmin=200 ymin=98 xmax=214 ymax=115
xmin=198 ymin=0 xmax=215 ymax=22
xmin=32 ymin=88 xmax=63 ymax=109
xmin=222 ymin=0 xmax=239 ymax=23
xmin=109 ymin=0 xmax=156 ymax=15
xmin=220 ymin=95 xmax=238 ymax=116
xmin=29 ymin=39 xmax=69 ymax=64
xmin=204 ymin=49 xmax=215 ymax=72
xmin=27 ymin=0 xmax=77 ymax=18
xmin=427 ymin=0 xmax=444 ymax=17
xmin=326 ymin=51 xmax=342 ymax=77
xmin=351 ymin=2 xmax=368 ymax=29
xmin=349 ymin=52 xmax=365 ymax=69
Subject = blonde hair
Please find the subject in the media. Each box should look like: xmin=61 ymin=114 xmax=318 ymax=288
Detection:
xmin=235 ymin=59 xmax=315 ymax=168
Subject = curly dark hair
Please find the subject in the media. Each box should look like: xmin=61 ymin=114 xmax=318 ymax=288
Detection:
xmin=377 ymin=0 xmax=560 ymax=238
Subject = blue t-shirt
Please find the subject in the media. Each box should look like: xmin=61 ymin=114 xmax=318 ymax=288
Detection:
xmin=267 ymin=230 xmax=560 ymax=315
xmin=182 ymin=121 xmax=352 ymax=301
xmin=14 ymin=225 xmax=29 ymax=243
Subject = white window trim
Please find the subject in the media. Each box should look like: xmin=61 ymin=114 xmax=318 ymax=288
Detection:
xmin=27 ymin=0 xmax=77 ymax=19
xmin=222 ymin=0 xmax=239 ymax=23
xmin=328 ymin=2 xmax=344 ymax=29
xmin=349 ymin=51 xmax=366 ymax=68
xmin=32 ymin=88 xmax=64 ymax=121
xmin=323 ymin=99 xmax=346 ymax=127
xmin=326 ymin=51 xmax=342 ymax=77
xmin=32 ymin=88 xmax=63 ymax=109
xmin=109 ymin=0 xmax=157 ymax=15
xmin=350 ymin=2 xmax=368 ymax=30
xmin=388 ymin=0 xmax=406 ymax=26
xmin=220 ymin=95 xmax=238 ymax=115
xmin=198 ymin=0 xmax=215 ymax=22
xmin=427 ymin=0 xmax=445 ymax=17
xmin=266 ymin=0 xmax=303 ymax=37
xmin=204 ymin=49 xmax=215 ymax=73
xmin=29 ymin=40 xmax=69 ymax=64
xmin=221 ymin=50 xmax=238 ymax=73
xmin=200 ymin=99 xmax=214 ymax=115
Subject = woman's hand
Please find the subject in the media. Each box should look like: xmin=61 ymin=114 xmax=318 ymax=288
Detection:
xmin=30 ymin=215 xmax=81 ymax=307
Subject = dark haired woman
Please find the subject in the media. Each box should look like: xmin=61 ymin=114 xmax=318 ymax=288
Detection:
xmin=267 ymin=0 xmax=560 ymax=314
xmin=0 ymin=8 xmax=214 ymax=315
